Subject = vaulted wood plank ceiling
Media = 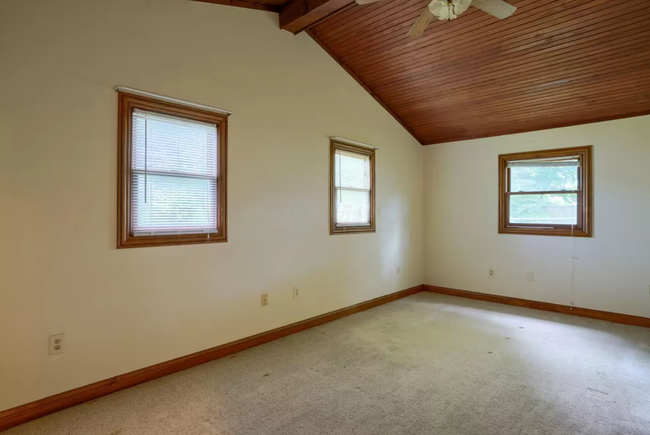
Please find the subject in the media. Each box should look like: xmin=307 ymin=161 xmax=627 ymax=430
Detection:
xmin=195 ymin=0 xmax=650 ymax=145
xmin=312 ymin=0 xmax=650 ymax=144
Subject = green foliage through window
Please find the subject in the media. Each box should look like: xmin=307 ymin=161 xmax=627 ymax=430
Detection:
xmin=510 ymin=164 xmax=579 ymax=225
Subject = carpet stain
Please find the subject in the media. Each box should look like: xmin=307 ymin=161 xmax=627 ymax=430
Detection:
xmin=262 ymin=373 xmax=270 ymax=377
xmin=505 ymin=337 xmax=511 ymax=340
xmin=586 ymin=388 xmax=611 ymax=402
xmin=108 ymin=430 xmax=123 ymax=435
xmin=487 ymin=351 xmax=493 ymax=354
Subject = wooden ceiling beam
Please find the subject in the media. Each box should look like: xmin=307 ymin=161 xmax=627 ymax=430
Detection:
xmin=190 ymin=0 xmax=280 ymax=13
xmin=279 ymin=0 xmax=355 ymax=34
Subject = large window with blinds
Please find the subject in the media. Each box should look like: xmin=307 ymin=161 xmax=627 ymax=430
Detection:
xmin=498 ymin=146 xmax=592 ymax=237
xmin=117 ymin=92 xmax=227 ymax=248
xmin=330 ymin=140 xmax=375 ymax=234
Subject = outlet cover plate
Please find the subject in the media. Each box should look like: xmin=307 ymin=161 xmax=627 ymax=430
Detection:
xmin=49 ymin=333 xmax=65 ymax=356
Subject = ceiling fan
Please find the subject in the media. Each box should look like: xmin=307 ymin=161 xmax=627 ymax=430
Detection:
xmin=355 ymin=0 xmax=517 ymax=37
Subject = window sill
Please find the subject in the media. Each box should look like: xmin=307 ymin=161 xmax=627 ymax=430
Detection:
xmin=117 ymin=233 xmax=227 ymax=249
xmin=330 ymin=226 xmax=375 ymax=235
xmin=499 ymin=226 xmax=591 ymax=237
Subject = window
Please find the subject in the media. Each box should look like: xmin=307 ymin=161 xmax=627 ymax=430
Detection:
xmin=498 ymin=146 xmax=592 ymax=237
xmin=330 ymin=139 xmax=375 ymax=234
xmin=118 ymin=92 xmax=227 ymax=248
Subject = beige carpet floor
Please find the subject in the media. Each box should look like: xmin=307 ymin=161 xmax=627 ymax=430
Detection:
xmin=5 ymin=292 xmax=650 ymax=435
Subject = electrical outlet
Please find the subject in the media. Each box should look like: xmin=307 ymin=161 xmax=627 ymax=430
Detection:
xmin=293 ymin=287 xmax=299 ymax=299
xmin=49 ymin=334 xmax=65 ymax=356
xmin=526 ymin=272 xmax=535 ymax=282
xmin=261 ymin=293 xmax=268 ymax=307
xmin=396 ymin=267 xmax=401 ymax=276
xmin=489 ymin=268 xmax=495 ymax=278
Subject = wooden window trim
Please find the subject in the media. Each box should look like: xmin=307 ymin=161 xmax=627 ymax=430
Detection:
xmin=498 ymin=145 xmax=593 ymax=238
xmin=117 ymin=92 xmax=228 ymax=248
xmin=330 ymin=140 xmax=376 ymax=235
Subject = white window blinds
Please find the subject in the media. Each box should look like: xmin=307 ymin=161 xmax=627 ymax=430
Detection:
xmin=507 ymin=156 xmax=580 ymax=167
xmin=334 ymin=149 xmax=371 ymax=227
xmin=131 ymin=109 xmax=218 ymax=236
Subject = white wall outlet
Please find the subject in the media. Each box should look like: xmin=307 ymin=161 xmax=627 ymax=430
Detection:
xmin=526 ymin=272 xmax=535 ymax=282
xmin=489 ymin=268 xmax=495 ymax=278
xmin=261 ymin=293 xmax=268 ymax=307
xmin=396 ymin=267 xmax=401 ymax=276
xmin=293 ymin=287 xmax=299 ymax=299
xmin=49 ymin=334 xmax=65 ymax=356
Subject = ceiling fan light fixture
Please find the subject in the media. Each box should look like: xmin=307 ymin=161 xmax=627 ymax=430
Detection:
xmin=429 ymin=0 xmax=471 ymax=21
xmin=453 ymin=0 xmax=472 ymax=16
xmin=409 ymin=0 xmax=516 ymax=37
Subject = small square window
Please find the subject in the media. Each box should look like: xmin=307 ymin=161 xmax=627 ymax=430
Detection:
xmin=330 ymin=140 xmax=376 ymax=235
xmin=118 ymin=92 xmax=227 ymax=248
xmin=499 ymin=146 xmax=593 ymax=237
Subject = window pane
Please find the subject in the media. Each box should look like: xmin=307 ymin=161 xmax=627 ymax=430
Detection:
xmin=334 ymin=151 xmax=370 ymax=190
xmin=133 ymin=109 xmax=217 ymax=177
xmin=133 ymin=173 xmax=217 ymax=234
xmin=510 ymin=165 xmax=578 ymax=192
xmin=510 ymin=193 xmax=577 ymax=225
xmin=336 ymin=188 xmax=370 ymax=226
xmin=131 ymin=109 xmax=218 ymax=236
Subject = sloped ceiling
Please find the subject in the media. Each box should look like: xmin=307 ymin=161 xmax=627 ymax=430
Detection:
xmin=310 ymin=0 xmax=650 ymax=144
xmin=195 ymin=0 xmax=650 ymax=145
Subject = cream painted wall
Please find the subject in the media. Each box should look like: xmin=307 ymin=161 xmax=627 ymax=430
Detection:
xmin=424 ymin=115 xmax=650 ymax=319
xmin=0 ymin=0 xmax=424 ymax=411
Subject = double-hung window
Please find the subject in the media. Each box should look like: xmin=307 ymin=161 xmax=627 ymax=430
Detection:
xmin=118 ymin=92 xmax=228 ymax=248
xmin=330 ymin=140 xmax=375 ymax=234
xmin=498 ymin=146 xmax=592 ymax=237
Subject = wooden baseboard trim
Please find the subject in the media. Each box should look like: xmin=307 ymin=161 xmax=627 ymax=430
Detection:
xmin=0 ymin=285 xmax=423 ymax=432
xmin=424 ymin=285 xmax=650 ymax=328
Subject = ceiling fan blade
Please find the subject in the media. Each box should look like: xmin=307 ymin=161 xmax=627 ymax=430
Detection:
xmin=471 ymin=0 xmax=516 ymax=19
xmin=408 ymin=7 xmax=434 ymax=37
xmin=356 ymin=0 xmax=391 ymax=4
